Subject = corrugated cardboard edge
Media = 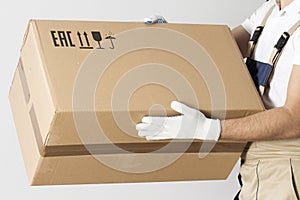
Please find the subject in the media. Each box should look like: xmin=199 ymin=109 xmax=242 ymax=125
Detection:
xmin=21 ymin=19 xmax=33 ymax=52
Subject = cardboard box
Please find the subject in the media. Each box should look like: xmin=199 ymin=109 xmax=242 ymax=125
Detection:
xmin=9 ymin=20 xmax=264 ymax=185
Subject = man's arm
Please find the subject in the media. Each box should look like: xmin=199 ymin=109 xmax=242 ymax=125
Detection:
xmin=231 ymin=25 xmax=250 ymax=58
xmin=221 ymin=65 xmax=300 ymax=141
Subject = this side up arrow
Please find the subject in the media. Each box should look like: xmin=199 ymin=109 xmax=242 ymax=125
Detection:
xmin=77 ymin=32 xmax=84 ymax=46
xmin=83 ymin=32 xmax=90 ymax=47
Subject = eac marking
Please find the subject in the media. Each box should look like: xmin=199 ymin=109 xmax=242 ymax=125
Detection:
xmin=50 ymin=30 xmax=116 ymax=50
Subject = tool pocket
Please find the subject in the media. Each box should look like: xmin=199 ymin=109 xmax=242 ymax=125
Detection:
xmin=239 ymin=159 xmax=260 ymax=200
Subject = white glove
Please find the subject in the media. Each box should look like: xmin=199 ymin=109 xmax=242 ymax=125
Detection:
xmin=136 ymin=101 xmax=221 ymax=141
xmin=144 ymin=15 xmax=168 ymax=24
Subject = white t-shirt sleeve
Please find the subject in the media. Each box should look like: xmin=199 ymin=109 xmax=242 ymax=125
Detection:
xmin=241 ymin=1 xmax=276 ymax=35
xmin=292 ymin=30 xmax=300 ymax=65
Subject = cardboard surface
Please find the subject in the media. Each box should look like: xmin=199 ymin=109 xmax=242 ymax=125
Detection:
xmin=9 ymin=20 xmax=264 ymax=185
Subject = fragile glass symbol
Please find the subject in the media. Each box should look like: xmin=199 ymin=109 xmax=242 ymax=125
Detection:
xmin=92 ymin=31 xmax=105 ymax=49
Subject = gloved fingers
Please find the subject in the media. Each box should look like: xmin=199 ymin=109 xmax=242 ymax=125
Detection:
xmin=171 ymin=101 xmax=195 ymax=116
xmin=136 ymin=123 xmax=162 ymax=131
xmin=144 ymin=17 xmax=153 ymax=24
xmin=144 ymin=15 xmax=167 ymax=24
xmin=157 ymin=17 xmax=167 ymax=23
xmin=141 ymin=116 xmax=166 ymax=125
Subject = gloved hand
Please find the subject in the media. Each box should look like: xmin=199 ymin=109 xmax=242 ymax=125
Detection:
xmin=144 ymin=15 xmax=168 ymax=24
xmin=136 ymin=101 xmax=221 ymax=141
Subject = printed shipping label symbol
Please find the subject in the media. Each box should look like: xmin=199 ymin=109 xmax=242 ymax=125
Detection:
xmin=51 ymin=31 xmax=75 ymax=47
xmin=78 ymin=31 xmax=93 ymax=49
xmin=50 ymin=30 xmax=116 ymax=50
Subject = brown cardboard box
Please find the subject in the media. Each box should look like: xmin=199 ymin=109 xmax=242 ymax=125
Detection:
xmin=9 ymin=20 xmax=264 ymax=185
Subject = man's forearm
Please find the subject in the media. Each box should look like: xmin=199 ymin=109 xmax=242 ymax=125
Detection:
xmin=220 ymin=106 xmax=300 ymax=141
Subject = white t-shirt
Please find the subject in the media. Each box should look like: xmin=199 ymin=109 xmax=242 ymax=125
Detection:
xmin=242 ymin=0 xmax=300 ymax=109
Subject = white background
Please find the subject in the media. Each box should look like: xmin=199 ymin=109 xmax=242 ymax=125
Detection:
xmin=0 ymin=0 xmax=262 ymax=199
